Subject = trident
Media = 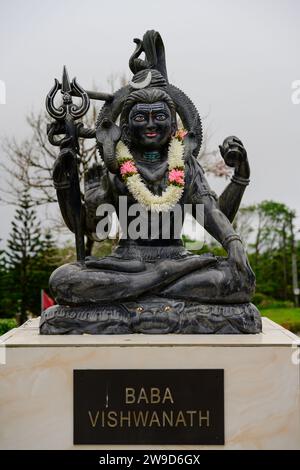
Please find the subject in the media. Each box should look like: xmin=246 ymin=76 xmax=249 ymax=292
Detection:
xmin=46 ymin=66 xmax=90 ymax=261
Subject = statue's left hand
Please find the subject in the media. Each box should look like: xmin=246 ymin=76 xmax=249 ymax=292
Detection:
xmin=219 ymin=136 xmax=250 ymax=179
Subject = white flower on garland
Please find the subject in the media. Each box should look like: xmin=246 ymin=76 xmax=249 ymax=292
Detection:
xmin=116 ymin=133 xmax=186 ymax=213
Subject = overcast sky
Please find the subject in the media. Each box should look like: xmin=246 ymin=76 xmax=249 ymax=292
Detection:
xmin=0 ymin=0 xmax=300 ymax=244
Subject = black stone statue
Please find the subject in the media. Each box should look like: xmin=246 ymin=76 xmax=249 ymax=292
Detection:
xmin=40 ymin=30 xmax=261 ymax=334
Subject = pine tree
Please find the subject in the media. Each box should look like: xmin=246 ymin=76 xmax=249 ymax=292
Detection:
xmin=0 ymin=240 xmax=9 ymax=318
xmin=5 ymin=190 xmax=55 ymax=325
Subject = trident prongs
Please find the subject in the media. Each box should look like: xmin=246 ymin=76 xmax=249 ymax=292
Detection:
xmin=45 ymin=66 xmax=90 ymax=122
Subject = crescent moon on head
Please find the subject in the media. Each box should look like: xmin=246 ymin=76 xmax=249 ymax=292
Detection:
xmin=129 ymin=71 xmax=152 ymax=89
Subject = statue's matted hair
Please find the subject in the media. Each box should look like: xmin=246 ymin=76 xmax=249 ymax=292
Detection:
xmin=120 ymin=87 xmax=176 ymax=130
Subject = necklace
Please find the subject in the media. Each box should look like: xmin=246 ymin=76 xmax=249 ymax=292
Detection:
xmin=143 ymin=151 xmax=161 ymax=162
xmin=116 ymin=134 xmax=185 ymax=212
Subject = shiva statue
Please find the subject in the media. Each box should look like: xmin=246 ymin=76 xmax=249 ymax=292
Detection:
xmin=40 ymin=30 xmax=261 ymax=334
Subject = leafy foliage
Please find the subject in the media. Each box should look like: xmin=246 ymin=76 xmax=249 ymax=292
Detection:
xmin=238 ymin=201 xmax=297 ymax=301
xmin=0 ymin=318 xmax=17 ymax=336
xmin=2 ymin=190 xmax=58 ymax=324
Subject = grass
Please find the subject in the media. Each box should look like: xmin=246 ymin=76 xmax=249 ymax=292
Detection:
xmin=260 ymin=307 xmax=300 ymax=333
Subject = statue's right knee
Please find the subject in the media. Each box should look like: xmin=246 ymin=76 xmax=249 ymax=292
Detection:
xmin=49 ymin=263 xmax=81 ymax=300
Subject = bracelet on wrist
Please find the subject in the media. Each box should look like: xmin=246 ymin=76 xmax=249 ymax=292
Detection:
xmin=231 ymin=174 xmax=250 ymax=186
xmin=222 ymin=234 xmax=243 ymax=249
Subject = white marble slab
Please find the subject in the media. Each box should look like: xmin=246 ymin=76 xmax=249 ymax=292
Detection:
xmin=0 ymin=317 xmax=299 ymax=449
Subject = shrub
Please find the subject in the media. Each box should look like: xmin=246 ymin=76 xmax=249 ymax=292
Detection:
xmin=253 ymin=293 xmax=294 ymax=309
xmin=0 ymin=318 xmax=17 ymax=336
xmin=252 ymin=292 xmax=269 ymax=306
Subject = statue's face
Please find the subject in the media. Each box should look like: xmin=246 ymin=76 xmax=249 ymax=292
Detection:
xmin=128 ymin=101 xmax=173 ymax=150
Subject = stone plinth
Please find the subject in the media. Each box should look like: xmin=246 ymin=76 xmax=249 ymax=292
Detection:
xmin=0 ymin=317 xmax=299 ymax=449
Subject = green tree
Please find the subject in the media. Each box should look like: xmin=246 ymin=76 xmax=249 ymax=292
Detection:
xmin=250 ymin=201 xmax=296 ymax=300
xmin=5 ymin=190 xmax=57 ymax=324
xmin=0 ymin=241 xmax=11 ymax=318
xmin=234 ymin=200 xmax=298 ymax=303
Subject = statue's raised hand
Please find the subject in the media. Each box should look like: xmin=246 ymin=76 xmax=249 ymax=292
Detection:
xmin=219 ymin=136 xmax=250 ymax=179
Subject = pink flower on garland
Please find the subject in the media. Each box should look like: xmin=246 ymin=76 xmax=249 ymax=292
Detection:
xmin=168 ymin=168 xmax=184 ymax=186
xmin=120 ymin=160 xmax=138 ymax=177
xmin=175 ymin=129 xmax=188 ymax=141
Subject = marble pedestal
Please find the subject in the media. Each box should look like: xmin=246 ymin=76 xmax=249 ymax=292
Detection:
xmin=0 ymin=317 xmax=299 ymax=450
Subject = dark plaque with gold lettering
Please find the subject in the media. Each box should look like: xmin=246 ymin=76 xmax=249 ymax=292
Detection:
xmin=74 ymin=369 xmax=224 ymax=445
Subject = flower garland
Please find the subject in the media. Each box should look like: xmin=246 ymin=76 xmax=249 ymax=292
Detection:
xmin=116 ymin=130 xmax=187 ymax=212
